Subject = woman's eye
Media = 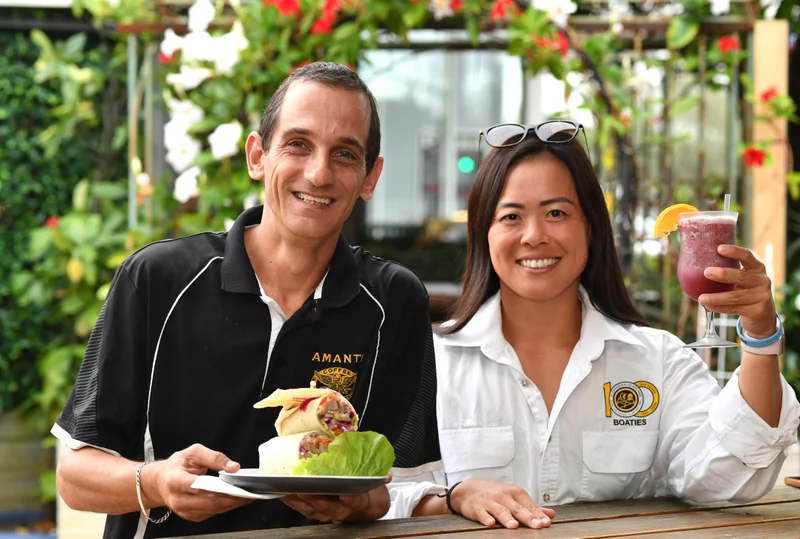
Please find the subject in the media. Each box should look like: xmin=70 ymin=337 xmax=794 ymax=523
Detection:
xmin=500 ymin=214 xmax=520 ymax=221
xmin=548 ymin=209 xmax=565 ymax=218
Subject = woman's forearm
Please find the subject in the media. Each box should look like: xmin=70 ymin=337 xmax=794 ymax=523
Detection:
xmin=738 ymin=352 xmax=782 ymax=427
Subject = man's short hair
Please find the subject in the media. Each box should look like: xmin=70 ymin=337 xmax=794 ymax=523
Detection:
xmin=258 ymin=62 xmax=381 ymax=174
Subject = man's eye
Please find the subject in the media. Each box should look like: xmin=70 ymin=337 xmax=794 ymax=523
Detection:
xmin=288 ymin=141 xmax=306 ymax=149
xmin=335 ymin=150 xmax=355 ymax=160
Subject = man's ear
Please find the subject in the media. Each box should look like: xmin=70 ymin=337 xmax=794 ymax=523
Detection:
xmin=246 ymin=132 xmax=266 ymax=180
xmin=360 ymin=156 xmax=384 ymax=201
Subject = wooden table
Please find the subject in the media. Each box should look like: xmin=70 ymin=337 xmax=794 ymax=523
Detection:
xmin=176 ymin=486 xmax=800 ymax=539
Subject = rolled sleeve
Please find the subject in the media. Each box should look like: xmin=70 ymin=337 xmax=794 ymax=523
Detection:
xmin=383 ymin=466 xmax=447 ymax=519
xmin=709 ymin=368 xmax=800 ymax=468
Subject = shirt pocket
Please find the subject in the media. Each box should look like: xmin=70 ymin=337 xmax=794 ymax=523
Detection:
xmin=579 ymin=430 xmax=658 ymax=501
xmin=440 ymin=426 xmax=515 ymax=485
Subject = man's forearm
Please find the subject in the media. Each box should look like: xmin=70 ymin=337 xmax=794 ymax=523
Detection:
xmin=57 ymin=445 xmax=163 ymax=514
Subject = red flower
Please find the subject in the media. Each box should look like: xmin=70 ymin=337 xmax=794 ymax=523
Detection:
xmin=311 ymin=13 xmax=335 ymax=35
xmin=760 ymin=86 xmax=779 ymax=102
xmin=532 ymin=33 xmax=569 ymax=58
xmin=450 ymin=0 xmax=463 ymax=10
xmin=718 ymin=35 xmax=739 ymax=54
xmin=290 ymin=60 xmax=311 ymax=73
xmin=554 ymin=32 xmax=569 ymax=57
xmin=489 ymin=0 xmax=517 ymax=22
xmin=742 ymin=147 xmax=766 ymax=167
xmin=45 ymin=216 xmax=60 ymax=228
xmin=264 ymin=0 xmax=300 ymax=16
xmin=158 ymin=51 xmax=176 ymax=65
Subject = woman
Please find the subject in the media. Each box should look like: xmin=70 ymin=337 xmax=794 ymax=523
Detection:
xmin=411 ymin=122 xmax=799 ymax=530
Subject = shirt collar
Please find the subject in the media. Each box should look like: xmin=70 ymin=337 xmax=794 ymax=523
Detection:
xmin=221 ymin=205 xmax=360 ymax=308
xmin=437 ymin=285 xmax=645 ymax=361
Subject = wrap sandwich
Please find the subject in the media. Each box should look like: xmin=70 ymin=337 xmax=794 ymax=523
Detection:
xmin=254 ymin=386 xmax=359 ymax=436
xmin=258 ymin=431 xmax=334 ymax=475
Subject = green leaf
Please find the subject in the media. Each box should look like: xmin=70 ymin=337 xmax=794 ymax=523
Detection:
xmin=666 ymin=17 xmax=699 ymax=50
xmin=28 ymin=228 xmax=53 ymax=260
xmin=73 ymin=179 xmax=90 ymax=212
xmin=91 ymin=182 xmax=127 ymax=200
xmin=668 ymin=95 xmax=701 ymax=118
xmin=292 ymin=431 xmax=395 ymax=477
xmin=29 ymin=29 xmax=54 ymax=58
xmin=63 ymin=33 xmax=87 ymax=62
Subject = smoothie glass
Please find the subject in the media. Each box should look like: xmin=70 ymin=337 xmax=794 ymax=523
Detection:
xmin=676 ymin=211 xmax=740 ymax=348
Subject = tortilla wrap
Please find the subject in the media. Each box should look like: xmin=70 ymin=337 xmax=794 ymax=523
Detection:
xmin=258 ymin=431 xmax=333 ymax=475
xmin=253 ymin=387 xmax=359 ymax=437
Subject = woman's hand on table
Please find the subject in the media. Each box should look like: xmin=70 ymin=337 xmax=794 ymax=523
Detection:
xmin=450 ymin=478 xmax=555 ymax=529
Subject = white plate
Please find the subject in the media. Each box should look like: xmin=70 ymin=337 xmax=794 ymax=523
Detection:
xmin=219 ymin=469 xmax=388 ymax=495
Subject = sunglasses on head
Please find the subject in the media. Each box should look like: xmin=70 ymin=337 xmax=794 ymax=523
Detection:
xmin=477 ymin=120 xmax=588 ymax=157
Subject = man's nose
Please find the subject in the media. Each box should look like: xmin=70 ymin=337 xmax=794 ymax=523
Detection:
xmin=307 ymin=152 xmax=334 ymax=187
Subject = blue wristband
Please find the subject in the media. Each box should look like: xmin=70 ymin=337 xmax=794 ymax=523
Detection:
xmin=736 ymin=314 xmax=783 ymax=347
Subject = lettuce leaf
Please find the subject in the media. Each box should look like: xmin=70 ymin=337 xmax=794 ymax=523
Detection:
xmin=291 ymin=431 xmax=395 ymax=477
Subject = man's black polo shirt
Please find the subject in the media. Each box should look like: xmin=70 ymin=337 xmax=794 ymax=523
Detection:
xmin=53 ymin=205 xmax=441 ymax=539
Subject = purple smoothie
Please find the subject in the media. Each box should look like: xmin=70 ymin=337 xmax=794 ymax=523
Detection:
xmin=677 ymin=213 xmax=739 ymax=301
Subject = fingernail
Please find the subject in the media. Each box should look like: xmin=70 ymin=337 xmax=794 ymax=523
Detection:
xmin=531 ymin=518 xmax=541 ymax=527
xmin=508 ymin=519 xmax=518 ymax=527
xmin=698 ymin=295 xmax=707 ymax=304
xmin=225 ymin=460 xmax=236 ymax=469
xmin=541 ymin=516 xmax=551 ymax=526
xmin=483 ymin=518 xmax=494 ymax=526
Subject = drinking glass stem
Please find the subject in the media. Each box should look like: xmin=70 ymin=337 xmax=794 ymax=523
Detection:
xmin=702 ymin=307 xmax=719 ymax=340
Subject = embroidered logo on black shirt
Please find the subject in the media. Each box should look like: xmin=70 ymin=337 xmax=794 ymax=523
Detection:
xmin=312 ymin=367 xmax=358 ymax=400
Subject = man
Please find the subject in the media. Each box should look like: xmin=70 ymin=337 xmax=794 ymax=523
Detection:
xmin=52 ymin=62 xmax=443 ymax=539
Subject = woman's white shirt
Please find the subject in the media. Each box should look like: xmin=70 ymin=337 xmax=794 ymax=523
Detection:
xmin=432 ymin=289 xmax=800 ymax=506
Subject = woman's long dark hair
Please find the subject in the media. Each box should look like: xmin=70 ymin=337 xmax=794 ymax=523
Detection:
xmin=441 ymin=135 xmax=649 ymax=334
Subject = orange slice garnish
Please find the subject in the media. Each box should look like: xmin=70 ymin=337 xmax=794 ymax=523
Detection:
xmin=653 ymin=203 xmax=699 ymax=238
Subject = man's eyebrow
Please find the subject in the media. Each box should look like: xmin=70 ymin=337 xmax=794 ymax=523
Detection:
xmin=279 ymin=127 xmax=365 ymax=154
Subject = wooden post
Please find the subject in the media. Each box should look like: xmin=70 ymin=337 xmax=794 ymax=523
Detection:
xmin=750 ymin=20 xmax=789 ymax=298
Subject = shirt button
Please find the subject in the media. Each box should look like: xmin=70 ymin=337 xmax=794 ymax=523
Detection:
xmin=521 ymin=379 xmax=529 ymax=387
xmin=543 ymin=493 xmax=551 ymax=503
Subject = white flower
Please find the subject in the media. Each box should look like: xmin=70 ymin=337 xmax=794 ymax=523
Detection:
xmin=794 ymin=293 xmax=800 ymax=312
xmin=208 ymin=121 xmax=243 ymax=160
xmin=628 ymin=60 xmax=663 ymax=91
xmin=214 ymin=22 xmax=249 ymax=76
xmin=181 ymin=31 xmax=218 ymax=63
xmin=167 ymin=98 xmax=205 ymax=127
xmin=166 ymin=65 xmax=213 ymax=91
xmin=163 ymin=117 xmax=192 ymax=149
xmin=173 ymin=166 xmax=201 ymax=203
xmin=712 ymin=72 xmax=730 ymax=86
xmin=429 ymin=0 xmax=453 ymax=20
xmin=532 ymin=0 xmax=577 ymax=27
xmin=760 ymin=0 xmax=781 ymax=19
xmin=160 ymin=28 xmax=184 ymax=59
xmin=611 ymin=22 xmax=624 ymax=35
xmin=710 ymin=0 xmax=730 ymax=16
xmin=136 ymin=172 xmax=151 ymax=187
xmin=105 ymin=0 xmax=120 ymax=7
xmin=188 ymin=0 xmax=215 ymax=33
xmin=166 ymin=135 xmax=202 ymax=173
